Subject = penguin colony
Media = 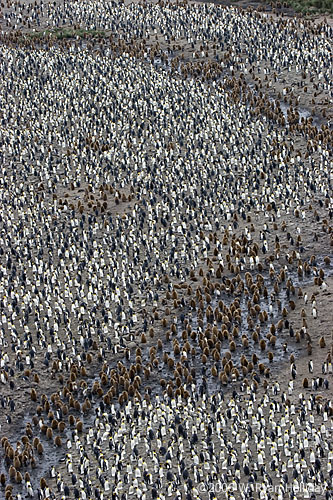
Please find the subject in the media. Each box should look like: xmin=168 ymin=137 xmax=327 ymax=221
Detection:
xmin=0 ymin=0 xmax=333 ymax=499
